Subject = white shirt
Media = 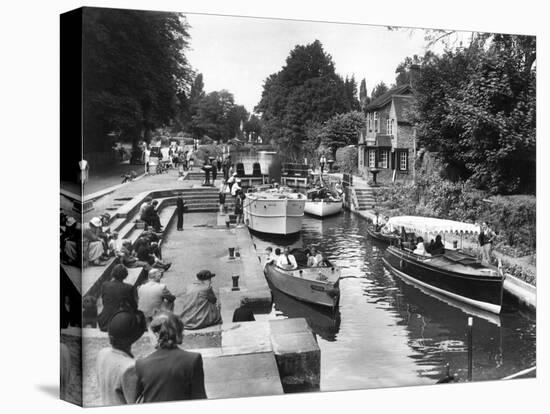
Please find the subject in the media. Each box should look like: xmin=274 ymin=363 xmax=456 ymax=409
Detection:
xmin=144 ymin=149 xmax=150 ymax=162
xmin=231 ymin=183 xmax=242 ymax=196
xmin=277 ymin=254 xmax=298 ymax=270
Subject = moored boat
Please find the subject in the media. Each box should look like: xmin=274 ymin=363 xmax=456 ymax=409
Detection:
xmin=381 ymin=216 xmax=504 ymax=314
xmin=304 ymin=199 xmax=343 ymax=217
xmin=264 ymin=262 xmax=341 ymax=309
xmin=243 ymin=186 xmax=306 ymax=235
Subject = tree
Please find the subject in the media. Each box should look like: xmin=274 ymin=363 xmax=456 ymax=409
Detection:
xmin=371 ymin=82 xmax=389 ymax=100
xmin=82 ymin=9 xmax=192 ymax=152
xmin=319 ymin=111 xmax=365 ymax=155
xmin=359 ymin=78 xmax=370 ymax=112
xmin=255 ymin=40 xmax=354 ymax=160
xmin=414 ymin=34 xmax=536 ymax=194
xmin=244 ymin=114 xmax=262 ymax=140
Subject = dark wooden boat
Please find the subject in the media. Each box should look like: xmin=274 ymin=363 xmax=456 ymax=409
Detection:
xmin=383 ymin=246 xmax=503 ymax=314
xmin=365 ymin=224 xmax=400 ymax=244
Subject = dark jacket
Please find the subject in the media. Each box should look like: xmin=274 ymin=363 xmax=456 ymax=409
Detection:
xmin=98 ymin=280 xmax=137 ymax=331
xmin=135 ymin=348 xmax=207 ymax=402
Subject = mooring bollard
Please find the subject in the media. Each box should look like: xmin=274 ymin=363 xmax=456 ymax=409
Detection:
xmin=467 ymin=317 xmax=473 ymax=381
xmin=231 ymin=273 xmax=240 ymax=291
xmin=228 ymin=247 xmax=235 ymax=259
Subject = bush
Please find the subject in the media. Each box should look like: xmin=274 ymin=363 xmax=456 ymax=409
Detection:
xmin=193 ymin=144 xmax=223 ymax=165
xmin=335 ymin=146 xmax=357 ymax=174
xmin=372 ymin=172 xmax=536 ymax=255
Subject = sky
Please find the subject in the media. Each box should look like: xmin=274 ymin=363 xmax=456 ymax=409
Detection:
xmin=184 ymin=13 xmax=469 ymax=113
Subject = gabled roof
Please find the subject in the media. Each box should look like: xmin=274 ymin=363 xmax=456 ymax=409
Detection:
xmin=393 ymin=95 xmax=416 ymax=124
xmin=366 ymin=84 xmax=412 ymax=111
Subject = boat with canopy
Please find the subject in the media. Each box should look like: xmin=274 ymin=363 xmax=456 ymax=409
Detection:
xmin=381 ymin=216 xmax=504 ymax=314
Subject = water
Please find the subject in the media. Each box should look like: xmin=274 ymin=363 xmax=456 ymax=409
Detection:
xmin=251 ymin=211 xmax=536 ymax=391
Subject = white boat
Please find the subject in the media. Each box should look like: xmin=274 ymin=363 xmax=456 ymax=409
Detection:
xmin=304 ymin=199 xmax=343 ymax=218
xmin=264 ymin=263 xmax=341 ymax=309
xmin=243 ymin=187 xmax=306 ymax=235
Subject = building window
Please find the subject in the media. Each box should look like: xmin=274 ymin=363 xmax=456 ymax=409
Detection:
xmin=388 ymin=119 xmax=394 ymax=136
xmin=374 ymin=112 xmax=379 ymax=133
xmin=368 ymin=149 xmax=376 ymax=167
xmin=378 ymin=149 xmax=388 ymax=169
xmin=399 ymin=150 xmax=408 ymax=171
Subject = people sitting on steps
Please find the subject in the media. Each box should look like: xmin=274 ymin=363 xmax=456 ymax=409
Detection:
xmin=179 ymin=270 xmax=222 ymax=330
xmin=141 ymin=200 xmax=163 ymax=232
xmin=98 ymin=264 xmax=141 ymax=332
xmin=83 ymin=217 xmax=108 ymax=266
xmin=138 ymin=268 xmax=176 ymax=325
xmin=61 ymin=215 xmax=80 ymax=266
xmin=135 ymin=233 xmax=171 ymax=271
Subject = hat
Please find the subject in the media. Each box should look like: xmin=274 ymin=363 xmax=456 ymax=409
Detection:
xmin=196 ymin=270 xmax=216 ymax=280
xmin=108 ymin=310 xmax=144 ymax=343
xmin=90 ymin=217 xmax=102 ymax=227
xmin=66 ymin=217 xmax=76 ymax=226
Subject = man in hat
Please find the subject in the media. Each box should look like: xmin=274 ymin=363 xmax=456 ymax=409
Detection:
xmin=83 ymin=217 xmax=107 ymax=266
xmin=138 ymin=269 xmax=176 ymax=323
xmin=96 ymin=310 xmax=144 ymax=405
xmin=179 ymin=270 xmax=222 ymax=330
xmin=227 ymin=171 xmax=237 ymax=192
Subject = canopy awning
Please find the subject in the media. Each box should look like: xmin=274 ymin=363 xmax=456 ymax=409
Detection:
xmin=385 ymin=216 xmax=481 ymax=235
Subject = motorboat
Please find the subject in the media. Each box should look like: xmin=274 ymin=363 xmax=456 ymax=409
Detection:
xmin=243 ymin=186 xmax=306 ymax=235
xmin=365 ymin=224 xmax=400 ymax=244
xmin=264 ymin=249 xmax=341 ymax=309
xmin=304 ymin=187 xmax=343 ymax=218
xmin=381 ymin=216 xmax=504 ymax=314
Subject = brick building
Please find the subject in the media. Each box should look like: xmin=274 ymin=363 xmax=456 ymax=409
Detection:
xmin=357 ymin=84 xmax=416 ymax=183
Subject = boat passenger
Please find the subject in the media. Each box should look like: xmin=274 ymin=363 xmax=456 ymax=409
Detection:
xmin=307 ymin=247 xmax=324 ymax=267
xmin=431 ymin=235 xmax=445 ymax=255
xmin=264 ymin=247 xmax=278 ymax=267
xmin=413 ymin=237 xmax=431 ymax=257
xmin=277 ymin=247 xmax=298 ymax=270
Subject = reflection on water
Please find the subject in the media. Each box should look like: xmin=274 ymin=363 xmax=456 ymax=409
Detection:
xmin=252 ymin=211 xmax=536 ymax=391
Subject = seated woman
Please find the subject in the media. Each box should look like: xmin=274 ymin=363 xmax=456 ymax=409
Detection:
xmin=413 ymin=237 xmax=431 ymax=257
xmin=179 ymin=270 xmax=222 ymax=330
xmin=431 ymin=235 xmax=445 ymax=255
xmin=135 ymin=311 xmax=207 ymax=402
xmin=98 ymin=264 xmax=140 ymax=332
xmin=83 ymin=217 xmax=107 ymax=266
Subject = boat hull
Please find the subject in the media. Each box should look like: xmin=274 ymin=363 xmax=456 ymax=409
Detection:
xmin=244 ymin=196 xmax=305 ymax=235
xmin=383 ymin=246 xmax=503 ymax=314
xmin=304 ymin=200 xmax=343 ymax=217
xmin=264 ymin=264 xmax=340 ymax=309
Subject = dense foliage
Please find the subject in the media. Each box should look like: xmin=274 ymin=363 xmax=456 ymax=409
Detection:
xmin=335 ymin=146 xmax=358 ymax=174
xmin=412 ymin=34 xmax=536 ymax=194
xmin=190 ymin=90 xmax=249 ymax=142
xmin=82 ymin=9 xmax=192 ymax=150
xmin=373 ymin=172 xmax=536 ymax=256
xmin=255 ymin=40 xmax=359 ymax=159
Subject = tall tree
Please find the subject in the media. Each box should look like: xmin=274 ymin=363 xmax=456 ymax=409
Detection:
xmin=82 ymin=9 xmax=192 ymax=152
xmin=414 ymin=34 xmax=536 ymax=194
xmin=255 ymin=40 xmax=353 ymax=160
xmin=359 ymin=78 xmax=370 ymax=112
xmin=371 ymin=82 xmax=389 ymax=100
xmin=319 ymin=111 xmax=365 ymax=155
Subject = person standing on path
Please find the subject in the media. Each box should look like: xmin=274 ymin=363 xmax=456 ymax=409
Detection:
xmin=143 ymin=146 xmax=151 ymax=175
xmin=79 ymin=159 xmax=89 ymax=188
xmin=176 ymin=196 xmax=186 ymax=231
xmin=319 ymin=155 xmax=327 ymax=174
